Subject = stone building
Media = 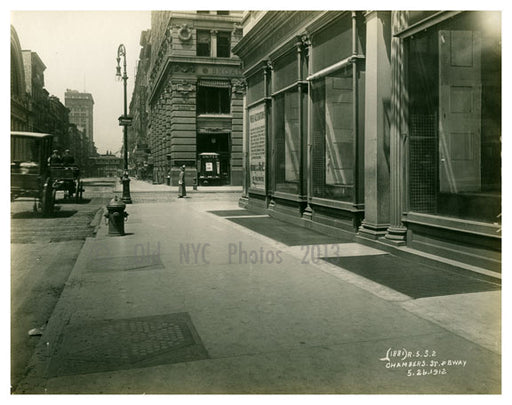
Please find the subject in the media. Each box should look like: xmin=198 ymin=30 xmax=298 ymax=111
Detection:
xmin=11 ymin=25 xmax=89 ymax=172
xmin=68 ymin=123 xmax=88 ymax=172
xmin=22 ymin=50 xmax=48 ymax=133
xmin=10 ymin=26 xmax=30 ymax=131
xmin=47 ymin=95 xmax=70 ymax=150
xmin=144 ymin=10 xmax=245 ymax=185
xmin=233 ymin=11 xmax=501 ymax=273
xmin=129 ymin=30 xmax=152 ymax=180
xmin=89 ymin=152 xmax=123 ymax=178
xmin=65 ymin=89 xmax=96 ymax=155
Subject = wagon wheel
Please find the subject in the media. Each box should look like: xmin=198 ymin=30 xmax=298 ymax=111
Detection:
xmin=41 ymin=178 xmax=55 ymax=216
xmin=75 ymin=180 xmax=83 ymax=203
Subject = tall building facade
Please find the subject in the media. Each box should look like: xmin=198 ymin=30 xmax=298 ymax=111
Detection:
xmin=233 ymin=11 xmax=501 ymax=273
xmin=129 ymin=30 xmax=152 ymax=180
xmin=11 ymin=25 xmax=90 ymax=171
xmin=22 ymin=50 xmax=48 ymax=133
xmin=65 ymin=89 xmax=95 ymax=155
xmin=11 ymin=26 xmax=30 ymax=131
xmin=144 ymin=10 xmax=245 ymax=185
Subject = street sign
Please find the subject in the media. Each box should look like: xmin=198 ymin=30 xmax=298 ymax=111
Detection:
xmin=118 ymin=116 xmax=133 ymax=126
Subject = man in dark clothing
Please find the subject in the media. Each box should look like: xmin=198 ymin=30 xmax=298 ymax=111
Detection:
xmin=48 ymin=150 xmax=62 ymax=166
xmin=178 ymin=165 xmax=186 ymax=198
xmin=62 ymin=149 xmax=75 ymax=166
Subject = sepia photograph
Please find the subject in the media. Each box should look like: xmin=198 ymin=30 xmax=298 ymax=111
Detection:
xmin=6 ymin=1 xmax=506 ymax=398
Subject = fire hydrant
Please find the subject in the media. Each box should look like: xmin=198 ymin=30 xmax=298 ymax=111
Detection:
xmin=104 ymin=196 xmax=128 ymax=236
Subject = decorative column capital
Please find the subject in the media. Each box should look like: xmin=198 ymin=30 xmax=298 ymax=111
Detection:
xmin=232 ymin=23 xmax=243 ymax=38
xmin=172 ymin=80 xmax=195 ymax=98
xmin=300 ymin=34 xmax=311 ymax=49
xmin=231 ymin=78 xmax=247 ymax=95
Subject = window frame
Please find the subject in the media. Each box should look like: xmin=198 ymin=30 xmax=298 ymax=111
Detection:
xmin=216 ymin=31 xmax=231 ymax=58
xmin=196 ymin=29 xmax=211 ymax=57
xmin=197 ymin=86 xmax=231 ymax=115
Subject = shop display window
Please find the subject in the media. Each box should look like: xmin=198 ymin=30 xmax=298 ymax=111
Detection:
xmin=311 ymin=66 xmax=354 ymax=201
xmin=274 ymin=90 xmax=301 ymax=194
xmin=407 ymin=11 xmax=501 ymax=223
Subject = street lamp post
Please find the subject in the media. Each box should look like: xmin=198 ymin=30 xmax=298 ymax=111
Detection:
xmin=116 ymin=44 xmax=132 ymax=204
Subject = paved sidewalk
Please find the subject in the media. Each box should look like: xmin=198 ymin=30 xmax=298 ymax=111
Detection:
xmin=17 ymin=197 xmax=501 ymax=394
xmin=114 ymin=178 xmax=242 ymax=193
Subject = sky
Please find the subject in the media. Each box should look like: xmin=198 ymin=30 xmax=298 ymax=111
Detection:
xmin=10 ymin=10 xmax=151 ymax=155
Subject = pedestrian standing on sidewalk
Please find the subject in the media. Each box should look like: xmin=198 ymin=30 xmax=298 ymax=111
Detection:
xmin=178 ymin=165 xmax=186 ymax=198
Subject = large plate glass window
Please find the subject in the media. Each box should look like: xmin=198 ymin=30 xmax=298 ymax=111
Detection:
xmin=311 ymin=66 xmax=354 ymax=201
xmin=272 ymin=50 xmax=302 ymax=194
xmin=407 ymin=11 xmax=501 ymax=223
xmin=274 ymin=89 xmax=302 ymax=193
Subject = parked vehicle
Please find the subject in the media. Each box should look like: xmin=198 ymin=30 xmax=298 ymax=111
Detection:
xmin=11 ymin=131 xmax=83 ymax=215
xmin=51 ymin=165 xmax=83 ymax=202
xmin=11 ymin=132 xmax=56 ymax=215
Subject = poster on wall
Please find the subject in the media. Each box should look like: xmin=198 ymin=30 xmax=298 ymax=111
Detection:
xmin=249 ymin=103 xmax=266 ymax=190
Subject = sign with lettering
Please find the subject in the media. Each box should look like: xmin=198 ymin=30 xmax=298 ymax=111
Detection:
xmin=249 ymin=104 xmax=266 ymax=190
xmin=118 ymin=116 xmax=133 ymax=127
xmin=197 ymin=65 xmax=240 ymax=77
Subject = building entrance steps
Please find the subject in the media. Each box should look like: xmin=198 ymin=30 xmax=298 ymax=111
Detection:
xmin=18 ymin=198 xmax=501 ymax=393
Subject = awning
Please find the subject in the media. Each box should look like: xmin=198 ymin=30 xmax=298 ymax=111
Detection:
xmin=198 ymin=79 xmax=231 ymax=88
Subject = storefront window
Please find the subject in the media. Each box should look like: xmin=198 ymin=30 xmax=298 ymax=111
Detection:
xmin=312 ymin=16 xmax=352 ymax=73
xmin=274 ymin=89 xmax=300 ymax=193
xmin=311 ymin=66 xmax=354 ymax=201
xmin=407 ymin=11 xmax=501 ymax=223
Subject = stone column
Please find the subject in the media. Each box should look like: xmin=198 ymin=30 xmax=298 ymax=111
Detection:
xmin=358 ymin=11 xmax=392 ymax=240
xmin=385 ymin=11 xmax=408 ymax=245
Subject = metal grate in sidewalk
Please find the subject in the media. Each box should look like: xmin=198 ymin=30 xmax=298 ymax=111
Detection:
xmin=227 ymin=216 xmax=353 ymax=246
xmin=323 ymin=254 xmax=501 ymax=299
xmin=48 ymin=312 xmax=208 ymax=377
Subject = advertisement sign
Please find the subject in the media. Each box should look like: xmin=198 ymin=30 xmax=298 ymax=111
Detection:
xmin=249 ymin=104 xmax=266 ymax=190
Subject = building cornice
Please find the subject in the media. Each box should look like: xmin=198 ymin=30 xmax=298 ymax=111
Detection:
xmin=233 ymin=11 xmax=349 ymax=67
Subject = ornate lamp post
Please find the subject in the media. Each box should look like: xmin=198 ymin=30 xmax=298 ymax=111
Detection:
xmin=116 ymin=44 xmax=132 ymax=203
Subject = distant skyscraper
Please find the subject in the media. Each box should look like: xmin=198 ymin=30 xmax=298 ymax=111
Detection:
xmin=65 ymin=89 xmax=95 ymax=155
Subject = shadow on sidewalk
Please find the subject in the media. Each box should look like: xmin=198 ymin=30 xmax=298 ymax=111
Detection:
xmin=324 ymin=254 xmax=501 ymax=299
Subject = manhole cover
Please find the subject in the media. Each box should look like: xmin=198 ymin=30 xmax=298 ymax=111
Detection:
xmin=48 ymin=312 xmax=208 ymax=377
xmin=86 ymin=255 xmax=164 ymax=272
